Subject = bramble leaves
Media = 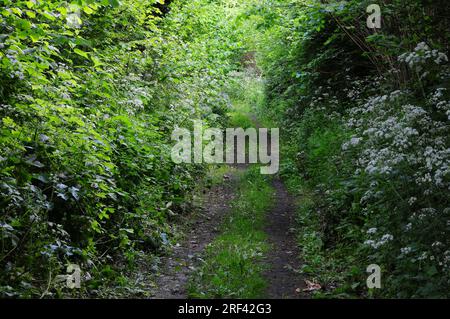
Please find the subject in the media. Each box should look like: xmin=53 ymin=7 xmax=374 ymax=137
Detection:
xmin=0 ymin=0 xmax=242 ymax=297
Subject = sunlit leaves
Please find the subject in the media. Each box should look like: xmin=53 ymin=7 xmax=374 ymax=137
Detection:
xmin=73 ymin=48 xmax=89 ymax=59
xmin=0 ymin=0 xmax=246 ymax=298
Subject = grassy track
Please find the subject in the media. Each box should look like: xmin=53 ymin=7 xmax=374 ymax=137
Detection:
xmin=188 ymin=167 xmax=274 ymax=298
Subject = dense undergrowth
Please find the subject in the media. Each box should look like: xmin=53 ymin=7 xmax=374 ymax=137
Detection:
xmin=252 ymin=0 xmax=450 ymax=298
xmin=1 ymin=0 xmax=449 ymax=299
xmin=0 ymin=0 xmax=246 ymax=297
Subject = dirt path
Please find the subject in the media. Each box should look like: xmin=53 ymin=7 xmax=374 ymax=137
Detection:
xmin=151 ymin=165 xmax=304 ymax=299
xmin=151 ymin=174 xmax=239 ymax=299
xmin=251 ymin=111 xmax=305 ymax=298
xmin=264 ymin=178 xmax=305 ymax=298
xmin=152 ymin=104 xmax=304 ymax=298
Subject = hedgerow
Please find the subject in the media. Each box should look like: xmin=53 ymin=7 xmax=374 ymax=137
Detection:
xmin=0 ymin=0 xmax=243 ymax=297
xmin=255 ymin=0 xmax=450 ymax=297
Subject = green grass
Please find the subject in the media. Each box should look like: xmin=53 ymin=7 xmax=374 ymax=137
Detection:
xmin=187 ymin=70 xmax=273 ymax=299
xmin=204 ymin=165 xmax=238 ymax=186
xmin=188 ymin=167 xmax=274 ymax=298
xmin=226 ymin=70 xmax=265 ymax=129
xmin=228 ymin=109 xmax=254 ymax=128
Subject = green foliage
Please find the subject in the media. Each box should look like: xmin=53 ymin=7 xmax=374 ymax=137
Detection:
xmin=0 ymin=0 xmax=244 ymax=297
xmin=226 ymin=69 xmax=265 ymax=128
xmin=1 ymin=0 xmax=449 ymax=299
xmin=256 ymin=0 xmax=450 ymax=298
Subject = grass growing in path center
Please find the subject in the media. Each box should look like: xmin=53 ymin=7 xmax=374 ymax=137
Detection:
xmin=188 ymin=167 xmax=274 ymax=298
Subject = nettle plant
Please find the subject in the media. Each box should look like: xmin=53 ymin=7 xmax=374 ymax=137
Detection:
xmin=342 ymin=43 xmax=450 ymax=297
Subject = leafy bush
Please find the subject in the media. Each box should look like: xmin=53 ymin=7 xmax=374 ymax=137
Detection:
xmin=0 ymin=0 xmax=243 ymax=297
xmin=256 ymin=0 xmax=450 ymax=297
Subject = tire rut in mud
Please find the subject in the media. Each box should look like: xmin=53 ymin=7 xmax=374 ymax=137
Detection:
xmin=151 ymin=175 xmax=239 ymax=299
xmin=264 ymin=178 xmax=305 ymax=298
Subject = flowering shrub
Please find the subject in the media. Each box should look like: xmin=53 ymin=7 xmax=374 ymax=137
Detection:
xmin=341 ymin=44 xmax=450 ymax=296
xmin=258 ymin=0 xmax=450 ymax=297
